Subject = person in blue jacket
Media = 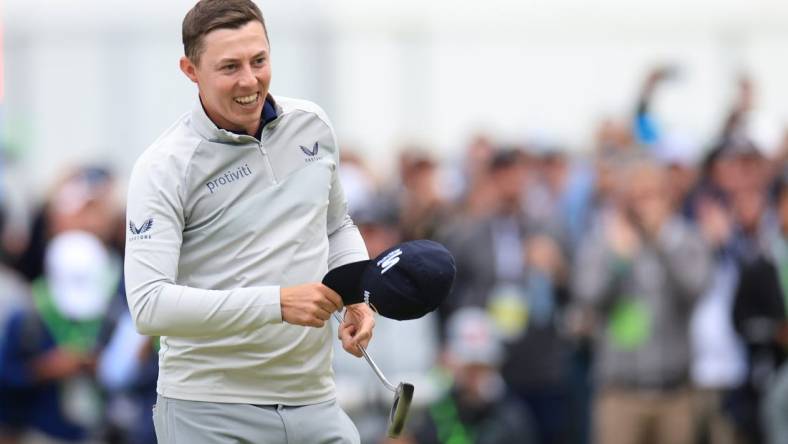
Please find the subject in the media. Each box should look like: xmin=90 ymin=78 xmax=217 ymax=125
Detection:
xmin=0 ymin=231 xmax=119 ymax=443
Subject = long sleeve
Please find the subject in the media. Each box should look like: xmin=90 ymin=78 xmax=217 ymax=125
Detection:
xmin=123 ymin=97 xmax=371 ymax=404
xmin=324 ymin=121 xmax=368 ymax=271
xmin=124 ymin=150 xmax=282 ymax=338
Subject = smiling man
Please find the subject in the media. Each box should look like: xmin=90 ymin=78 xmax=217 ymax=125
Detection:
xmin=124 ymin=1 xmax=374 ymax=443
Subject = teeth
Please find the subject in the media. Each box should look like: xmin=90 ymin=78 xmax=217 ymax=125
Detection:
xmin=234 ymin=93 xmax=258 ymax=105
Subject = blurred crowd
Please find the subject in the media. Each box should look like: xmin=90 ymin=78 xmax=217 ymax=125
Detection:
xmin=1 ymin=67 xmax=788 ymax=444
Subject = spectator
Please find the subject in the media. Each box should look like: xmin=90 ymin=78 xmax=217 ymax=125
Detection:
xmin=443 ymin=134 xmax=497 ymax=217
xmin=96 ymin=283 xmax=158 ymax=444
xmin=524 ymin=146 xmax=595 ymax=254
xmin=0 ymin=231 xmax=120 ymax=443
xmin=439 ymin=148 xmax=572 ymax=443
xmin=594 ymin=118 xmax=634 ymax=157
xmin=439 ymin=148 xmax=530 ymax=319
xmin=653 ymin=134 xmax=702 ymax=218
xmin=395 ymin=150 xmax=452 ymax=241
xmin=689 ymin=188 xmax=749 ymax=444
xmin=731 ymin=172 xmax=788 ymax=443
xmin=573 ymin=157 xmax=712 ymax=444
xmin=12 ymin=166 xmax=118 ymax=282
xmin=761 ymin=172 xmax=788 ymax=444
xmin=404 ymin=307 xmax=536 ymax=444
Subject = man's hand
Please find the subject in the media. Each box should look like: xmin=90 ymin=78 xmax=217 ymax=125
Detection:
xmin=280 ymin=283 xmax=343 ymax=327
xmin=338 ymin=303 xmax=375 ymax=358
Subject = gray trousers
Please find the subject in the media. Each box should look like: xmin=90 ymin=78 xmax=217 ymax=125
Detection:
xmin=152 ymin=395 xmax=360 ymax=444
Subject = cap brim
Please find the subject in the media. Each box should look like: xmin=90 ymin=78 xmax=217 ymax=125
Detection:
xmin=322 ymin=260 xmax=371 ymax=305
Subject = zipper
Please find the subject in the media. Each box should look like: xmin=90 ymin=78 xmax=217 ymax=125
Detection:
xmin=258 ymin=119 xmax=280 ymax=184
xmin=258 ymin=141 xmax=278 ymax=184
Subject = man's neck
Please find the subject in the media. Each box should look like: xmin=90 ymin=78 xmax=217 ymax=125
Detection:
xmin=198 ymin=97 xmax=258 ymax=138
xmin=198 ymin=95 xmax=277 ymax=140
xmin=244 ymin=122 xmax=261 ymax=138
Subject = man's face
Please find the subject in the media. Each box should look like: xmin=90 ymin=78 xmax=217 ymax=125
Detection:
xmin=180 ymin=20 xmax=271 ymax=135
xmin=624 ymin=165 xmax=672 ymax=233
xmin=493 ymin=164 xmax=526 ymax=207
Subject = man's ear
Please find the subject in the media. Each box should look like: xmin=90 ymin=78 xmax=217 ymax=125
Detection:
xmin=180 ymin=56 xmax=199 ymax=83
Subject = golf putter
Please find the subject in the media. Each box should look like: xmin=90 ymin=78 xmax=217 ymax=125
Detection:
xmin=333 ymin=312 xmax=414 ymax=438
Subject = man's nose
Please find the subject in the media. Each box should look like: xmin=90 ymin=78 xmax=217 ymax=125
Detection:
xmin=238 ymin=64 xmax=256 ymax=88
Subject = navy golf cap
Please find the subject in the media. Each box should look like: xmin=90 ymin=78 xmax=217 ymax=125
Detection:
xmin=322 ymin=240 xmax=456 ymax=320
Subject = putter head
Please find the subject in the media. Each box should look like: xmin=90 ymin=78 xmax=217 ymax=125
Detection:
xmin=386 ymin=382 xmax=414 ymax=438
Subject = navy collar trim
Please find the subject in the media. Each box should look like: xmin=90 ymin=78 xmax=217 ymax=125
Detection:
xmin=191 ymin=94 xmax=279 ymax=143
xmin=261 ymin=95 xmax=278 ymax=127
xmin=251 ymin=94 xmax=278 ymax=139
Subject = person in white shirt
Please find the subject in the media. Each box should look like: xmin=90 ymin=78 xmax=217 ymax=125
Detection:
xmin=124 ymin=1 xmax=375 ymax=442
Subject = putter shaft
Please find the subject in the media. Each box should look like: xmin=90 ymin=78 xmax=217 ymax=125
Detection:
xmin=332 ymin=312 xmax=398 ymax=392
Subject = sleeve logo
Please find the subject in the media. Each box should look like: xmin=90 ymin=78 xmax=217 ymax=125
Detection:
xmin=129 ymin=218 xmax=154 ymax=240
xmin=299 ymin=141 xmax=319 ymax=157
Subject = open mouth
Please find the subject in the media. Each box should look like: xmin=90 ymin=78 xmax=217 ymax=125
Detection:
xmin=234 ymin=92 xmax=259 ymax=106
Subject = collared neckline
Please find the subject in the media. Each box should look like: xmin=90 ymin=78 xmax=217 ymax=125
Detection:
xmin=190 ymin=94 xmax=280 ymax=144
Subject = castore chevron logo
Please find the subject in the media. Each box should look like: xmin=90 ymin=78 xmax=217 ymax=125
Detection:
xmin=299 ymin=142 xmax=319 ymax=157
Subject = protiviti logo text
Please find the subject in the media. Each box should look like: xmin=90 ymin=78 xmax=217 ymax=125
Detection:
xmin=205 ymin=164 xmax=253 ymax=194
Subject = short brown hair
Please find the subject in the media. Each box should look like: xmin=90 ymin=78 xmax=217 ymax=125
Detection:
xmin=182 ymin=0 xmax=268 ymax=64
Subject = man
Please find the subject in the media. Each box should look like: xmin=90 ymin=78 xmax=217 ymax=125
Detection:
xmin=572 ymin=157 xmax=712 ymax=444
xmin=403 ymin=307 xmax=536 ymax=444
xmin=731 ymin=171 xmax=788 ymax=444
xmin=0 ymin=231 xmax=117 ymax=443
xmin=124 ymin=1 xmax=375 ymax=443
xmin=438 ymin=148 xmax=573 ymax=443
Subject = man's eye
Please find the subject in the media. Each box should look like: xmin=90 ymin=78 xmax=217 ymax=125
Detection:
xmin=223 ymin=64 xmax=236 ymax=71
xmin=254 ymin=57 xmax=266 ymax=65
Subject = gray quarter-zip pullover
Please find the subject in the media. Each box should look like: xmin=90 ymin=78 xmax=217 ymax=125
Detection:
xmin=124 ymin=95 xmax=368 ymax=405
